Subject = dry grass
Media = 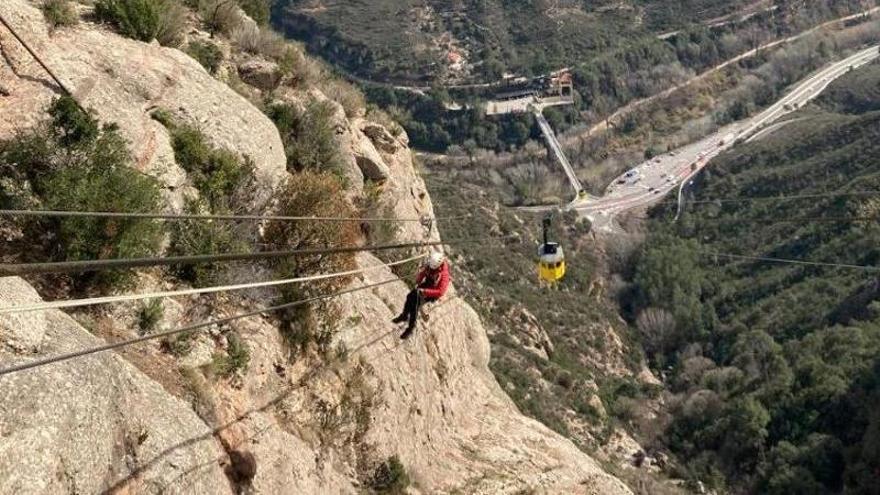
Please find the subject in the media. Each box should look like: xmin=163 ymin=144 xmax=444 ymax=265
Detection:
xmin=232 ymin=23 xmax=288 ymax=60
xmin=42 ymin=0 xmax=78 ymax=30
xmin=199 ymin=0 xmax=243 ymax=36
xmin=323 ymin=79 xmax=366 ymax=118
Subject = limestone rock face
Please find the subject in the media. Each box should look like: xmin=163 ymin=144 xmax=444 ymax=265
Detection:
xmin=505 ymin=304 xmax=555 ymax=360
xmin=0 ymin=0 xmax=287 ymax=210
xmin=0 ymin=277 xmax=231 ymax=495
xmin=237 ymin=58 xmax=281 ymax=92
xmin=319 ymin=253 xmax=634 ymax=494
xmin=0 ymin=280 xmax=46 ymax=352
xmin=351 ymin=118 xmax=437 ymax=242
xmin=362 ymin=121 xmax=400 ymax=154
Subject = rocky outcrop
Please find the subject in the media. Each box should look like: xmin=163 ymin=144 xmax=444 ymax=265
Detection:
xmin=237 ymin=58 xmax=281 ymax=92
xmin=505 ymin=305 xmax=555 ymax=360
xmin=362 ymin=121 xmax=400 ymax=154
xmin=0 ymin=0 xmax=288 ymax=210
xmin=0 ymin=277 xmax=230 ymax=494
xmin=351 ymin=118 xmax=437 ymax=242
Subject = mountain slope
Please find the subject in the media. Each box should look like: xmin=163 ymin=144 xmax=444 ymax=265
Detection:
xmin=271 ymin=0 xmax=761 ymax=84
xmin=0 ymin=1 xmax=631 ymax=493
xmin=630 ymin=60 xmax=880 ymax=493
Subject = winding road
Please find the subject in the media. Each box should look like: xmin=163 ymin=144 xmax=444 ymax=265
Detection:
xmin=569 ymin=45 xmax=879 ymax=231
xmin=559 ymin=6 xmax=880 ymax=150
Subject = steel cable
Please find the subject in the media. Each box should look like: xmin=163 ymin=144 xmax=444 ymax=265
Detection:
xmin=0 ymin=254 xmax=426 ymax=314
xmin=0 ymin=278 xmax=401 ymax=378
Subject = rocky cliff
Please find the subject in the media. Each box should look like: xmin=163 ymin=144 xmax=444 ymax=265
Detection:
xmin=0 ymin=1 xmax=631 ymax=493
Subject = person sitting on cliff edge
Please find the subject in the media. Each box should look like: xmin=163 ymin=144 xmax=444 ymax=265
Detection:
xmin=392 ymin=251 xmax=450 ymax=339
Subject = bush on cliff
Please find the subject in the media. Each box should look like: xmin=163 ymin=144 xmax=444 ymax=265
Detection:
xmin=0 ymin=96 xmax=165 ymax=287
xmin=95 ymin=0 xmax=186 ymax=47
xmin=263 ymin=171 xmax=360 ymax=351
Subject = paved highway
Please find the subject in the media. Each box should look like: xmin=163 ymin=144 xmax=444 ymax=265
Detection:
xmin=571 ymin=45 xmax=879 ymax=231
xmin=559 ymin=7 xmax=880 ymax=150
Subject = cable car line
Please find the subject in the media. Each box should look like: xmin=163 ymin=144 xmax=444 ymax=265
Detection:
xmin=699 ymin=215 xmax=880 ymax=224
xmin=678 ymin=190 xmax=880 ymax=206
xmin=0 ymin=239 xmax=461 ymax=277
xmin=701 ymin=251 xmax=880 ymax=271
xmin=0 ymin=254 xmax=426 ymax=314
xmin=0 ymin=278 xmax=402 ymax=378
xmin=0 ymin=208 xmax=470 ymax=223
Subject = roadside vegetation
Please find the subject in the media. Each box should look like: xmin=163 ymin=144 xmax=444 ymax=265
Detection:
xmin=621 ymin=63 xmax=880 ymax=493
xmin=427 ymin=16 xmax=880 ymax=207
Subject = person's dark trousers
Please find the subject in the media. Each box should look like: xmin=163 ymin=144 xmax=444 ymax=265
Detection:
xmin=398 ymin=289 xmax=437 ymax=338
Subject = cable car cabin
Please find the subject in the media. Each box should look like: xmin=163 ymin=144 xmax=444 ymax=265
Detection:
xmin=538 ymin=242 xmax=566 ymax=284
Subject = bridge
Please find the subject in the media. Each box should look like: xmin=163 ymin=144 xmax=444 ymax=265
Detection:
xmin=533 ymin=110 xmax=584 ymax=199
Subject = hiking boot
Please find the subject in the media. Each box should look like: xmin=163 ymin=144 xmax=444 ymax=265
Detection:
xmin=400 ymin=326 xmax=415 ymax=340
xmin=392 ymin=314 xmax=407 ymax=324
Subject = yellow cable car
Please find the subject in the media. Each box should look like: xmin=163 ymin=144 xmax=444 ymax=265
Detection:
xmin=538 ymin=216 xmax=565 ymax=284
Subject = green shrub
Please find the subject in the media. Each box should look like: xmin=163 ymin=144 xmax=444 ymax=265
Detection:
xmin=237 ymin=0 xmax=269 ymax=25
xmin=49 ymin=96 xmax=99 ymax=148
xmin=266 ymin=99 xmax=346 ymax=178
xmin=43 ymin=161 xmax=164 ymax=272
xmin=138 ymin=299 xmax=164 ymax=333
xmin=370 ymin=455 xmax=410 ymax=493
xmin=169 ymin=200 xmax=249 ymax=285
xmin=167 ymin=123 xmax=211 ymax=170
xmin=212 ymin=332 xmax=250 ymax=377
xmin=149 ymin=108 xmax=175 ymax=128
xmin=191 ymin=147 xmax=250 ymax=211
xmin=42 ymin=0 xmax=78 ymax=29
xmin=95 ymin=0 xmax=186 ymax=46
xmin=0 ymin=97 xmax=166 ymax=287
xmin=186 ymin=40 xmax=224 ymax=74
xmin=264 ymin=171 xmax=360 ymax=349
xmin=0 ymin=128 xmax=56 ymax=194
xmin=0 ymin=97 xmax=163 ymax=283
xmin=158 ymin=116 xmax=252 ymax=212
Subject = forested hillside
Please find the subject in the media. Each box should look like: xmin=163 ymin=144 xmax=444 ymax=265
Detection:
xmin=272 ymin=0 xmax=873 ymax=153
xmin=272 ymin=0 xmax=764 ymax=84
xmin=627 ymin=62 xmax=880 ymax=493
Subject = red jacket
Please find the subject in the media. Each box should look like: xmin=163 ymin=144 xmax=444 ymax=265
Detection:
xmin=416 ymin=261 xmax=450 ymax=299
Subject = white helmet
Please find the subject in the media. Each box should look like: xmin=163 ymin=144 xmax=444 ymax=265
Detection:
xmin=427 ymin=251 xmax=445 ymax=269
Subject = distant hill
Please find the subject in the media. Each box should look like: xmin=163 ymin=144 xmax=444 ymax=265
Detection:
xmin=271 ymin=0 xmax=757 ymax=84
